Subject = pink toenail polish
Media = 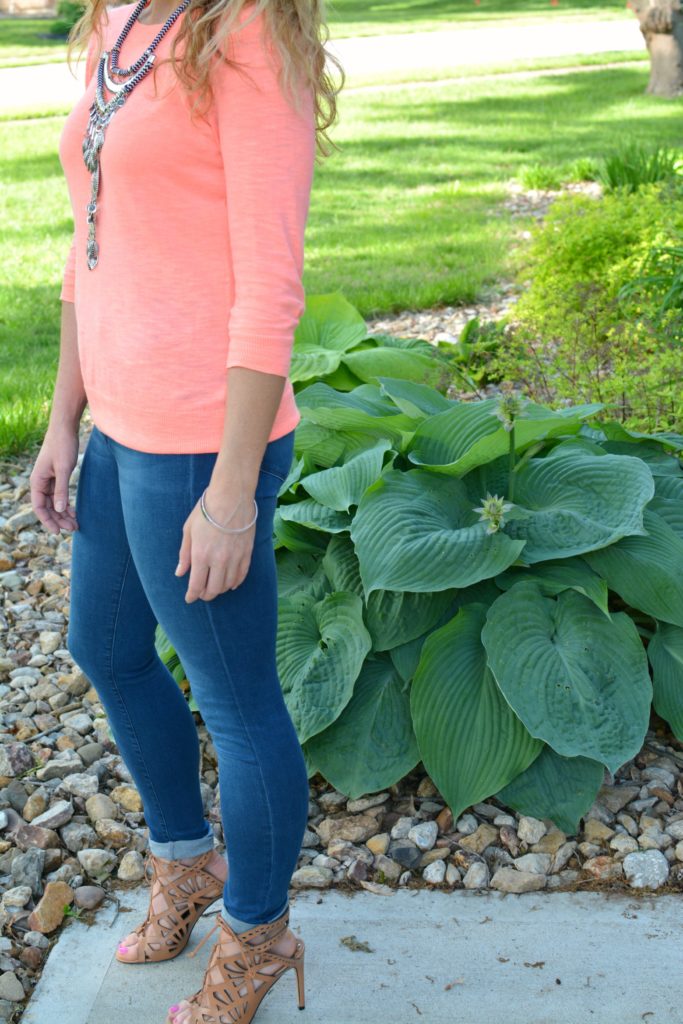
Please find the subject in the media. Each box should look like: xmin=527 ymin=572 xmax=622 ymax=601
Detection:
xmin=119 ymin=945 xmax=128 ymax=952
xmin=169 ymin=1007 xmax=179 ymax=1013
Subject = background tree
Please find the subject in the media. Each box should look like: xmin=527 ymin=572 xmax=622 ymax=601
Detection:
xmin=631 ymin=0 xmax=683 ymax=96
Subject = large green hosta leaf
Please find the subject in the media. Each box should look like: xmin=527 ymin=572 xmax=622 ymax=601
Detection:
xmin=647 ymin=621 xmax=683 ymax=741
xmin=350 ymin=468 xmax=526 ymax=596
xmin=277 ymin=591 xmax=372 ymax=743
xmin=293 ymin=422 xmax=370 ymax=468
xmin=495 ymin=558 xmax=610 ymax=617
xmin=301 ymin=741 xmax=320 ymax=780
xmin=407 ymin=399 xmax=601 ymax=476
xmin=273 ymin=511 xmax=329 ymax=554
xmin=648 ymin=496 xmax=683 ymax=539
xmin=322 ymin=533 xmax=458 ymax=651
xmin=377 ymin=377 xmax=454 ymax=419
xmin=306 ymin=655 xmax=421 ymax=798
xmin=296 ymin=383 xmax=417 ymax=445
xmin=275 ymin=549 xmax=330 ymax=601
xmin=411 ymin=603 xmax=544 ymax=821
xmin=599 ymin=438 xmax=683 ymax=470
xmin=599 ymin=420 xmax=683 ymax=455
xmin=465 ymin=447 xmax=654 ymax=563
xmin=342 ymin=347 xmax=450 ymax=390
xmin=290 ymin=292 xmax=369 ymax=383
xmin=481 ymin=581 xmax=652 ymax=773
xmin=584 ymin=508 xmax=683 ymax=628
xmin=302 ymin=441 xmax=393 ymax=511
xmin=278 ymin=499 xmax=352 ymax=534
xmin=648 ymin=476 xmax=683 ymax=538
xmin=495 ymin=744 xmax=605 ymax=836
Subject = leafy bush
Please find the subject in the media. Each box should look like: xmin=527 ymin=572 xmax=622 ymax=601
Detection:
xmin=486 ymin=181 xmax=683 ymax=433
xmin=158 ymin=296 xmax=683 ymax=833
xmin=596 ymin=141 xmax=682 ymax=194
xmin=50 ymin=0 xmax=85 ymax=38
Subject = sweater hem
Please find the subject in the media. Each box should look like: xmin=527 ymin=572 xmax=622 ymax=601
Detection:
xmin=85 ymin=401 xmax=301 ymax=455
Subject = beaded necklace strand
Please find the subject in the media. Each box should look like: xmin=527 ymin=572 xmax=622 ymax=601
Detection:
xmin=81 ymin=0 xmax=190 ymax=269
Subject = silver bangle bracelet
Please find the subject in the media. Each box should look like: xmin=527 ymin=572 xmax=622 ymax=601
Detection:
xmin=200 ymin=488 xmax=258 ymax=534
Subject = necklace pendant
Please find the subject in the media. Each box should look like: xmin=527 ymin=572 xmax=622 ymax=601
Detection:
xmin=87 ymin=238 xmax=99 ymax=270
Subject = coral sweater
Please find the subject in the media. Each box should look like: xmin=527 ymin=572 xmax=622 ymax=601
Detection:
xmin=58 ymin=1 xmax=315 ymax=453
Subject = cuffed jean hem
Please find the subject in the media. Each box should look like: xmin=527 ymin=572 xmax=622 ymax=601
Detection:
xmin=220 ymin=896 xmax=290 ymax=934
xmin=147 ymin=820 xmax=215 ymax=860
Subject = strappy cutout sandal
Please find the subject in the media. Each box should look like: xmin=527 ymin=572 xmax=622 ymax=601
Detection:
xmin=166 ymin=905 xmax=305 ymax=1023
xmin=115 ymin=849 xmax=224 ymax=964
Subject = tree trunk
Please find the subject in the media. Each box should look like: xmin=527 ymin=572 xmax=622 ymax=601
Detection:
xmin=631 ymin=0 xmax=683 ymax=96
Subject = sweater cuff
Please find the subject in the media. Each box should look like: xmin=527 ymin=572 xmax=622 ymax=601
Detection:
xmin=226 ymin=334 xmax=294 ymax=377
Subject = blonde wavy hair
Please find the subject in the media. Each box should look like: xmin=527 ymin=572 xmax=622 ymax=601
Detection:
xmin=66 ymin=0 xmax=344 ymax=157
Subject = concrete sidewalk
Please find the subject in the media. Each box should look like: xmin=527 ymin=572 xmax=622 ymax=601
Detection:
xmin=22 ymin=885 xmax=683 ymax=1024
xmin=1 ymin=17 xmax=643 ymax=115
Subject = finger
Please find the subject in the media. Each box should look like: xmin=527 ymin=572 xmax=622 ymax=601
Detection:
xmin=44 ymin=493 xmax=77 ymax=533
xmin=52 ymin=469 xmax=72 ymax=514
xmin=30 ymin=474 xmax=60 ymax=534
xmin=185 ymin=558 xmax=210 ymax=604
xmin=201 ymin=563 xmax=233 ymax=601
xmin=175 ymin=526 xmax=192 ymax=578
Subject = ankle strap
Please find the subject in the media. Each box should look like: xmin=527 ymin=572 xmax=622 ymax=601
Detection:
xmin=223 ymin=906 xmax=290 ymax=951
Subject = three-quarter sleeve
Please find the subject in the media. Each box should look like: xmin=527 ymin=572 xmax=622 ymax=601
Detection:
xmin=60 ymin=30 xmax=102 ymax=303
xmin=212 ymin=8 xmax=316 ymax=376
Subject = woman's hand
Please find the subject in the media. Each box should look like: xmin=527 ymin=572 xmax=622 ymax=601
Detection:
xmin=29 ymin=425 xmax=80 ymax=535
xmin=176 ymin=485 xmax=256 ymax=603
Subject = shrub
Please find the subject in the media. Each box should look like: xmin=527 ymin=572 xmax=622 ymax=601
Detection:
xmin=157 ymin=295 xmax=683 ymax=834
xmin=486 ymin=180 xmax=683 ymax=433
xmin=50 ymin=0 xmax=85 ymax=38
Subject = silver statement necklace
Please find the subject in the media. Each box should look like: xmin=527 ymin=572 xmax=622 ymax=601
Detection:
xmin=81 ymin=0 xmax=190 ymax=270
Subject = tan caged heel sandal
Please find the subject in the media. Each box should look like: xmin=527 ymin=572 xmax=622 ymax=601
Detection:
xmin=166 ymin=904 xmax=305 ymax=1023
xmin=115 ymin=849 xmax=224 ymax=964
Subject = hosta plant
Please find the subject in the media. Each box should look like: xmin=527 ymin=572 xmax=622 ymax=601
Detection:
xmin=157 ymin=297 xmax=683 ymax=836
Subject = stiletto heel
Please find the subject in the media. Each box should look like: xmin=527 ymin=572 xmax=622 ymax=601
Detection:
xmin=294 ymin=953 xmax=305 ymax=1009
xmin=115 ymin=849 xmax=224 ymax=964
xmin=168 ymin=905 xmax=305 ymax=1023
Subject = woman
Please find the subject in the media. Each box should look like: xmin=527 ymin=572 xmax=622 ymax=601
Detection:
xmin=29 ymin=0 xmax=342 ymax=1021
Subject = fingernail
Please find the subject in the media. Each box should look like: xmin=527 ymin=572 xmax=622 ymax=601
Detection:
xmin=55 ymin=500 xmax=66 ymax=512
xmin=175 ymin=563 xmax=182 ymax=575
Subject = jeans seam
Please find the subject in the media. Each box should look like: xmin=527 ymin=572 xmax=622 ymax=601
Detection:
xmin=107 ymin=548 xmax=170 ymax=843
xmin=259 ymin=467 xmax=286 ymax=484
xmin=201 ymin=599 xmax=277 ymax=920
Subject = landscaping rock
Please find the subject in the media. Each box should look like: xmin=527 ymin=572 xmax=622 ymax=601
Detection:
xmin=491 ymin=867 xmax=547 ymax=893
xmin=290 ymin=865 xmax=333 ymax=888
xmin=315 ymin=813 xmax=379 ymax=845
xmin=73 ymin=886 xmax=106 ymax=910
xmin=423 ymin=859 xmax=446 ymax=883
xmin=463 ymin=861 xmax=490 ymax=889
xmin=407 ymin=820 xmax=438 ymax=851
xmin=459 ymin=823 xmax=498 ymax=854
xmin=517 ymin=816 xmax=547 ymax=845
xmin=27 ymin=881 xmax=75 ymax=933
xmin=622 ymin=850 xmax=670 ymax=889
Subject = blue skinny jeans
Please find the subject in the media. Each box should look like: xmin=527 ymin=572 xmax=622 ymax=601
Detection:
xmin=66 ymin=423 xmax=309 ymax=933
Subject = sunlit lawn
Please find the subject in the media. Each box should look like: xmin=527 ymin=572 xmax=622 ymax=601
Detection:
xmin=1 ymin=61 xmax=677 ymax=454
xmin=0 ymin=0 xmax=635 ymax=65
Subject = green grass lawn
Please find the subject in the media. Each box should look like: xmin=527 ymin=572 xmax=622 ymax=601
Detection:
xmin=0 ymin=0 xmax=636 ymax=66
xmin=324 ymin=0 xmax=633 ymax=36
xmin=1 ymin=59 xmax=678 ymax=455
xmin=0 ymin=17 xmax=67 ymax=67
